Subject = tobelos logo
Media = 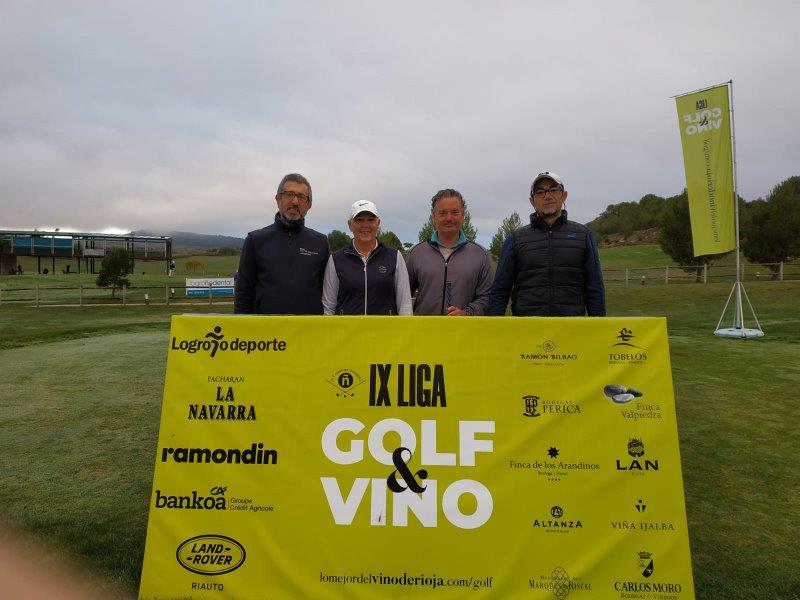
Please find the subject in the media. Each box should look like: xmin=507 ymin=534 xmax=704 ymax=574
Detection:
xmin=171 ymin=326 xmax=287 ymax=357
xmin=176 ymin=534 xmax=245 ymax=576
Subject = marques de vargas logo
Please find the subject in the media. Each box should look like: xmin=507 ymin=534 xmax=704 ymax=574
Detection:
xmin=171 ymin=326 xmax=287 ymax=357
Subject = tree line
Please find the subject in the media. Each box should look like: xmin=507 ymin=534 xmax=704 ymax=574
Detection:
xmin=586 ymin=175 xmax=798 ymax=276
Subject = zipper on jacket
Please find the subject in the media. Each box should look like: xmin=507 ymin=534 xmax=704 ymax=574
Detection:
xmin=440 ymin=257 xmax=450 ymax=315
xmin=548 ymin=228 xmax=555 ymax=312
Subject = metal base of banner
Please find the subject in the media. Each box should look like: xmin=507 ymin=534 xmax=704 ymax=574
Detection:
xmin=713 ymin=327 xmax=764 ymax=339
xmin=714 ymin=281 xmax=764 ymax=339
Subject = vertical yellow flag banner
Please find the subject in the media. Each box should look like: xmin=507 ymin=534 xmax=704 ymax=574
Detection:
xmin=139 ymin=315 xmax=695 ymax=599
xmin=675 ymin=84 xmax=735 ymax=256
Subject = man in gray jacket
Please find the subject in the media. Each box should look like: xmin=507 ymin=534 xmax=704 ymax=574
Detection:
xmin=406 ymin=189 xmax=494 ymax=316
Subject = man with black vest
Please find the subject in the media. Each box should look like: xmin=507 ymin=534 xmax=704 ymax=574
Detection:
xmin=488 ymin=172 xmax=605 ymax=316
xmin=234 ymin=173 xmax=330 ymax=314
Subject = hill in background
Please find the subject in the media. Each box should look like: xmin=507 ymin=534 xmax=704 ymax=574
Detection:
xmin=131 ymin=229 xmax=244 ymax=255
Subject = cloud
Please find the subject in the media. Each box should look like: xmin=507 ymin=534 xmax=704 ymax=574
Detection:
xmin=1 ymin=1 xmax=798 ymax=244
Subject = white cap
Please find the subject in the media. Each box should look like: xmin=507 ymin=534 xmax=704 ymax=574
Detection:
xmin=349 ymin=200 xmax=379 ymax=219
xmin=531 ymin=171 xmax=565 ymax=194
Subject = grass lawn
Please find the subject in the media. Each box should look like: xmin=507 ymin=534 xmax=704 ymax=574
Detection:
xmin=0 ymin=276 xmax=798 ymax=598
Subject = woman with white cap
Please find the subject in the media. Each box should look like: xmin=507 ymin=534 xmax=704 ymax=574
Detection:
xmin=322 ymin=200 xmax=413 ymax=315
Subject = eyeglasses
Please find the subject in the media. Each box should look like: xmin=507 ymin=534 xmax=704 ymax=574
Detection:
xmin=280 ymin=190 xmax=309 ymax=202
xmin=532 ymin=186 xmax=563 ymax=197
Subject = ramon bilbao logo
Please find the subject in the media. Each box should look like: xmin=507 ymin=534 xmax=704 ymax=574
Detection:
xmin=171 ymin=325 xmax=287 ymax=357
xmin=176 ymin=534 xmax=246 ymax=576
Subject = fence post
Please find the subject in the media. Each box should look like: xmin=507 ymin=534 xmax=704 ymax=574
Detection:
xmin=779 ymin=261 xmax=784 ymax=281
xmin=166 ymin=284 xmax=170 ymax=306
xmin=0 ymin=288 xmax=2 ymax=306
xmin=625 ymin=268 xmax=629 ymax=286
xmin=703 ymin=264 xmax=708 ymax=284
xmin=665 ymin=266 xmax=669 ymax=284
xmin=79 ymin=284 xmax=83 ymax=306
xmin=208 ymin=282 xmax=213 ymax=306
xmin=36 ymin=284 xmax=39 ymax=308
xmin=122 ymin=285 xmax=126 ymax=307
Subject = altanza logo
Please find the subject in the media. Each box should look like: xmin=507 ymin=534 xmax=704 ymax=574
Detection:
xmin=171 ymin=326 xmax=287 ymax=357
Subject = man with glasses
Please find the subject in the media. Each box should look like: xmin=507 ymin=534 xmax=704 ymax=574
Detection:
xmin=406 ymin=189 xmax=493 ymax=315
xmin=487 ymin=172 xmax=605 ymax=316
xmin=234 ymin=173 xmax=330 ymax=314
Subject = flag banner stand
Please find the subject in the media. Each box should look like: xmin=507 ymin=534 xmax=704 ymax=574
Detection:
xmin=674 ymin=80 xmax=764 ymax=338
xmin=138 ymin=315 xmax=695 ymax=599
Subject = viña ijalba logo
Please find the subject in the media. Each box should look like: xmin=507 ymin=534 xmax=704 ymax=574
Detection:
xmin=608 ymin=328 xmax=647 ymax=365
xmin=171 ymin=326 xmax=287 ymax=357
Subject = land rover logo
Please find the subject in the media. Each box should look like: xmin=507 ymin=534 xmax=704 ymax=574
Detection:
xmin=176 ymin=534 xmax=246 ymax=575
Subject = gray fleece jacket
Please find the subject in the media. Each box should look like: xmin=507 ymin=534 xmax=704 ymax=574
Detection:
xmin=405 ymin=239 xmax=494 ymax=315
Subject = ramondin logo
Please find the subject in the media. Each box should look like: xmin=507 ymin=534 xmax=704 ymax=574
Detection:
xmin=160 ymin=442 xmax=278 ymax=465
xmin=176 ymin=534 xmax=246 ymax=576
xmin=171 ymin=326 xmax=287 ymax=357
xmin=327 ymin=369 xmax=366 ymax=398
xmin=155 ymin=486 xmax=227 ymax=510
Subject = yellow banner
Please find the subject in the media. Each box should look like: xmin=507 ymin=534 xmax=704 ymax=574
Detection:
xmin=139 ymin=316 xmax=694 ymax=599
xmin=676 ymin=84 xmax=735 ymax=256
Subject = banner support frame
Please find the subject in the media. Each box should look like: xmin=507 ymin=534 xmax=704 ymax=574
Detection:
xmin=713 ymin=79 xmax=764 ymax=338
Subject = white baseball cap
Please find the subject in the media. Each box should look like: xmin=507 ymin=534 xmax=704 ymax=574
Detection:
xmin=349 ymin=200 xmax=380 ymax=219
xmin=531 ymin=171 xmax=565 ymax=194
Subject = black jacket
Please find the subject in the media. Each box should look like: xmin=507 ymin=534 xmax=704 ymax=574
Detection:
xmin=488 ymin=211 xmax=606 ymax=316
xmin=234 ymin=213 xmax=329 ymax=314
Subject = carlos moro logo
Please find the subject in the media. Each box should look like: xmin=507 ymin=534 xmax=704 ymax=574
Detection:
xmin=176 ymin=534 xmax=245 ymax=576
xmin=171 ymin=325 xmax=287 ymax=357
xmin=327 ymin=369 xmax=366 ymax=398
xmin=614 ymin=550 xmax=684 ymax=595
xmin=608 ymin=328 xmax=648 ymax=364
xmin=155 ymin=486 xmax=227 ymax=510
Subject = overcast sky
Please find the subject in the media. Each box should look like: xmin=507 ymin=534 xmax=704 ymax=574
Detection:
xmin=1 ymin=1 xmax=798 ymax=245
